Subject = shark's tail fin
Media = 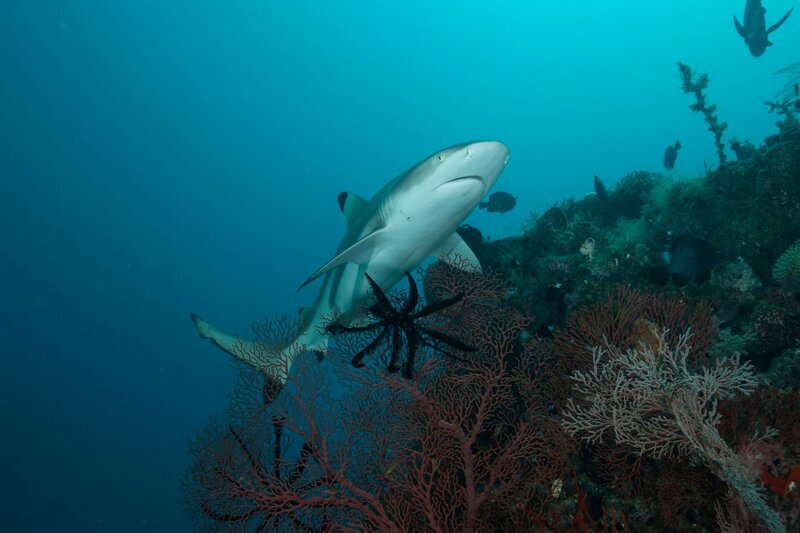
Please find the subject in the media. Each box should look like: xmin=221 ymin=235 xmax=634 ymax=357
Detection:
xmin=191 ymin=313 xmax=234 ymax=349
xmin=190 ymin=314 xmax=297 ymax=383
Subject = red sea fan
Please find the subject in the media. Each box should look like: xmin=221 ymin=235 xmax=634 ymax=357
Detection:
xmin=185 ymin=263 xmax=574 ymax=531
xmin=554 ymin=285 xmax=717 ymax=371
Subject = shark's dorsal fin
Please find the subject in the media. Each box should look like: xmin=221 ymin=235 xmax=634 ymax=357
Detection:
xmin=768 ymin=8 xmax=793 ymax=34
xmin=298 ymin=227 xmax=387 ymax=289
xmin=337 ymin=191 xmax=369 ymax=228
xmin=432 ymin=232 xmax=482 ymax=272
xmin=734 ymin=16 xmax=746 ymax=38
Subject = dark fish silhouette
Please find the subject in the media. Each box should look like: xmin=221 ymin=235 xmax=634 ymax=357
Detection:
xmin=664 ymin=235 xmax=716 ymax=285
xmin=457 ymin=224 xmax=484 ymax=248
xmin=593 ymin=175 xmax=609 ymax=203
xmin=663 ymin=140 xmax=681 ymax=170
xmin=479 ymin=191 xmax=517 ymax=213
xmin=734 ymin=0 xmax=793 ymax=57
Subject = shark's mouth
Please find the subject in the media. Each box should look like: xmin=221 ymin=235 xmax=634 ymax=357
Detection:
xmin=435 ymin=175 xmax=484 ymax=191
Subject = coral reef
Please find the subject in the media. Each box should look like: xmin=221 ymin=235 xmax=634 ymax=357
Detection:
xmin=185 ymin=72 xmax=800 ymax=531
xmin=184 ymin=264 xmax=577 ymax=531
xmin=473 ymin=110 xmax=800 ymax=530
xmin=773 ymin=238 xmax=800 ymax=285
xmin=562 ymin=332 xmax=782 ymax=532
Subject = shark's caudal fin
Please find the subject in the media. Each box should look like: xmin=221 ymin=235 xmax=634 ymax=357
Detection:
xmin=190 ymin=314 xmax=282 ymax=373
xmin=190 ymin=313 xmax=323 ymax=383
xmin=190 ymin=314 xmax=243 ymax=353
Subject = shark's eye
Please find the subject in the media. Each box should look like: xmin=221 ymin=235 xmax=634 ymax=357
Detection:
xmin=437 ymin=154 xmax=445 ymax=162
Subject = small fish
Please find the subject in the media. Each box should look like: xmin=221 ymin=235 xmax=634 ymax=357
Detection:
xmin=663 ymin=140 xmax=681 ymax=170
xmin=479 ymin=191 xmax=517 ymax=213
xmin=734 ymin=0 xmax=793 ymax=57
xmin=457 ymin=224 xmax=484 ymax=247
xmin=662 ymin=234 xmax=716 ymax=285
xmin=593 ymin=175 xmax=609 ymax=203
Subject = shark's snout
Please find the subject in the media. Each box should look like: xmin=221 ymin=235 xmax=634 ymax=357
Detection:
xmin=462 ymin=140 xmax=509 ymax=189
xmin=404 ymin=140 xmax=509 ymax=200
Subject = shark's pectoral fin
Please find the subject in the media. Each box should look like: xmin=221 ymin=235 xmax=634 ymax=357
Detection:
xmin=432 ymin=232 xmax=482 ymax=271
xmin=298 ymin=227 xmax=387 ymax=289
xmin=337 ymin=192 xmax=369 ymax=228
xmin=768 ymin=8 xmax=793 ymax=34
xmin=734 ymin=16 xmax=746 ymax=38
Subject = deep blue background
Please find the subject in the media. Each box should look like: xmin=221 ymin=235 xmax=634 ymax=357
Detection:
xmin=1 ymin=1 xmax=798 ymax=530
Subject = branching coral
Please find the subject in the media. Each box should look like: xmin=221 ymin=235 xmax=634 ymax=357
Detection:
xmin=678 ymin=62 xmax=728 ymax=166
xmin=764 ymin=97 xmax=800 ymax=134
xmin=562 ymin=331 xmax=785 ymax=532
xmin=766 ymin=64 xmax=800 ymax=134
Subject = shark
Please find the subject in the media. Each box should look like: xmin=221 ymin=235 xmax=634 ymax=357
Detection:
xmin=734 ymin=0 xmax=793 ymax=57
xmin=191 ymin=140 xmax=509 ymax=385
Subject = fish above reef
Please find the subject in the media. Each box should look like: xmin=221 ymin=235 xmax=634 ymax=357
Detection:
xmin=457 ymin=224 xmax=485 ymax=250
xmin=663 ymin=140 xmax=681 ymax=170
xmin=479 ymin=191 xmax=516 ymax=213
xmin=734 ymin=0 xmax=793 ymax=57
xmin=662 ymin=234 xmax=716 ymax=285
xmin=191 ymin=141 xmax=509 ymax=385
xmin=593 ymin=175 xmax=609 ymax=203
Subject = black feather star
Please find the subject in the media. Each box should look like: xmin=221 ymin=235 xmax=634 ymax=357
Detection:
xmin=326 ymin=271 xmax=476 ymax=378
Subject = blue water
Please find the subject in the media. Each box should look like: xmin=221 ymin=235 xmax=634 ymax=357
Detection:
xmin=2 ymin=1 xmax=798 ymax=530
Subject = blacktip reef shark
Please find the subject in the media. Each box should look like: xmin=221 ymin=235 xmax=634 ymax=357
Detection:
xmin=734 ymin=0 xmax=793 ymax=57
xmin=191 ymin=141 xmax=509 ymax=385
